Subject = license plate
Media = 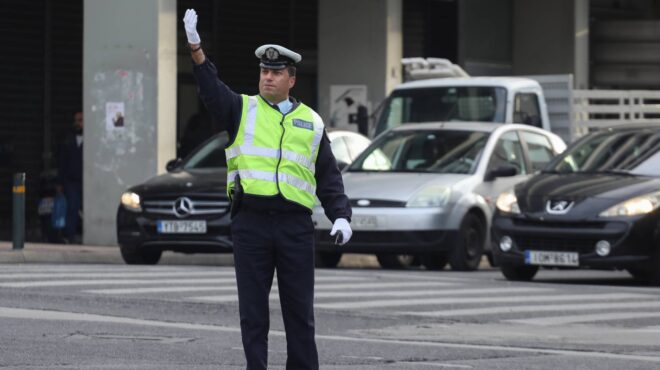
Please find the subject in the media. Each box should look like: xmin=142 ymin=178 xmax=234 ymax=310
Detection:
xmin=352 ymin=215 xmax=378 ymax=229
xmin=157 ymin=220 xmax=207 ymax=234
xmin=525 ymin=250 xmax=579 ymax=267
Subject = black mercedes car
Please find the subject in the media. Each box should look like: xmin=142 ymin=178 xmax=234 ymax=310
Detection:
xmin=116 ymin=133 xmax=231 ymax=264
xmin=492 ymin=125 xmax=660 ymax=284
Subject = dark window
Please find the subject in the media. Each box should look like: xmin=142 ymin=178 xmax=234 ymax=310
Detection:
xmin=513 ymin=93 xmax=542 ymax=128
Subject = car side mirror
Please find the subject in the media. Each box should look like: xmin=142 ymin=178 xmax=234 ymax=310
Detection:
xmin=337 ymin=160 xmax=349 ymax=171
xmin=485 ymin=165 xmax=517 ymax=181
xmin=166 ymin=158 xmax=182 ymax=172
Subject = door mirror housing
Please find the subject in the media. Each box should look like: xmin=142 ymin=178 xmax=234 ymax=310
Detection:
xmin=336 ymin=160 xmax=349 ymax=171
xmin=485 ymin=165 xmax=517 ymax=181
xmin=166 ymin=158 xmax=183 ymax=172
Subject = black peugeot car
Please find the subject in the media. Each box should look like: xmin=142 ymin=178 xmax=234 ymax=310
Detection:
xmin=116 ymin=133 xmax=231 ymax=264
xmin=492 ymin=125 xmax=660 ymax=284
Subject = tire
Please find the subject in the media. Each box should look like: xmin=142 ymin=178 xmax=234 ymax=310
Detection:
xmin=421 ymin=253 xmax=449 ymax=270
xmin=500 ymin=263 xmax=539 ymax=281
xmin=377 ymin=254 xmax=417 ymax=269
xmin=315 ymin=252 xmax=342 ymax=268
xmin=120 ymin=245 xmax=162 ymax=265
xmin=449 ymin=213 xmax=486 ymax=271
xmin=627 ymin=266 xmax=649 ymax=281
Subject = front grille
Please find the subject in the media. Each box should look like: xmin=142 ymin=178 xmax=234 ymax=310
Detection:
xmin=513 ymin=219 xmax=606 ymax=229
xmin=514 ymin=236 xmax=611 ymax=254
xmin=143 ymin=195 xmax=229 ymax=217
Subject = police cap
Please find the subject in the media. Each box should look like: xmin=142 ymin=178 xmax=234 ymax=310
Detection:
xmin=255 ymin=44 xmax=302 ymax=70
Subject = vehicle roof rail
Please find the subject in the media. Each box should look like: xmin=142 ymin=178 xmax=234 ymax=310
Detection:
xmin=401 ymin=57 xmax=470 ymax=81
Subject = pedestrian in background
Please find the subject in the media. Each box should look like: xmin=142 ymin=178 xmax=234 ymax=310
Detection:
xmin=184 ymin=9 xmax=353 ymax=370
xmin=57 ymin=111 xmax=83 ymax=244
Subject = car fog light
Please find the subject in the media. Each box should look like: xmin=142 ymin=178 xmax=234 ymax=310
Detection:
xmin=596 ymin=240 xmax=611 ymax=257
xmin=500 ymin=236 xmax=513 ymax=252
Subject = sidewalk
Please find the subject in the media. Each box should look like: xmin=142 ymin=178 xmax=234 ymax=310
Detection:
xmin=0 ymin=241 xmax=381 ymax=267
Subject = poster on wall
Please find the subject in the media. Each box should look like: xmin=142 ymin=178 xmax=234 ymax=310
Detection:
xmin=105 ymin=102 xmax=125 ymax=132
xmin=329 ymin=85 xmax=368 ymax=129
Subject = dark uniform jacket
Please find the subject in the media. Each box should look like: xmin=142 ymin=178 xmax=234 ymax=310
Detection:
xmin=193 ymin=59 xmax=351 ymax=223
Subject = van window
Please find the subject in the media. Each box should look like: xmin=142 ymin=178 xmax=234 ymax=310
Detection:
xmin=376 ymin=87 xmax=507 ymax=135
xmin=513 ymin=93 xmax=542 ymax=128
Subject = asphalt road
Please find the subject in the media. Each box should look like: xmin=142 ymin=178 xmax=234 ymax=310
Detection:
xmin=1 ymin=262 xmax=660 ymax=369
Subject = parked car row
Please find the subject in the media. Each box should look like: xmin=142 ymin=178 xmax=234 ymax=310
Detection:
xmin=116 ymin=118 xmax=660 ymax=285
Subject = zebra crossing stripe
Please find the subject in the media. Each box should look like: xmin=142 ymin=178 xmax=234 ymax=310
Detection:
xmin=399 ymin=300 xmax=660 ymax=317
xmin=189 ymin=287 xmax=550 ymax=304
xmin=0 ymin=271 xmax=237 ymax=279
xmin=0 ymin=275 xmax=367 ymax=288
xmin=314 ymin=292 xmax=652 ymax=310
xmin=84 ymin=281 xmax=455 ymax=295
xmin=506 ymin=311 xmax=660 ymax=326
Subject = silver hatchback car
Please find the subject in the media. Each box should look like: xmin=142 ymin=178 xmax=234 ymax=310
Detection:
xmin=313 ymin=122 xmax=566 ymax=270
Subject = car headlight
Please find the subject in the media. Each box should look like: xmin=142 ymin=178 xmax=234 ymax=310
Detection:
xmin=496 ymin=190 xmax=520 ymax=214
xmin=599 ymin=191 xmax=660 ymax=217
xmin=121 ymin=191 xmax=142 ymax=212
xmin=406 ymin=186 xmax=451 ymax=208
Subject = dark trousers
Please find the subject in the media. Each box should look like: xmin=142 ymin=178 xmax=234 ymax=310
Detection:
xmin=63 ymin=182 xmax=82 ymax=241
xmin=231 ymin=209 xmax=318 ymax=370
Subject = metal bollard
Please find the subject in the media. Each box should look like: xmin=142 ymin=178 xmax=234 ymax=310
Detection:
xmin=12 ymin=173 xmax=25 ymax=250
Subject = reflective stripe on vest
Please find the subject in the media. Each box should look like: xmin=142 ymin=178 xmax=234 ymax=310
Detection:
xmin=225 ymin=95 xmax=324 ymax=209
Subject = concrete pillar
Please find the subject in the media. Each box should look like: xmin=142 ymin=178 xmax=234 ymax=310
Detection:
xmin=83 ymin=0 xmax=176 ymax=245
xmin=513 ymin=0 xmax=589 ymax=88
xmin=318 ymin=0 xmax=402 ymax=131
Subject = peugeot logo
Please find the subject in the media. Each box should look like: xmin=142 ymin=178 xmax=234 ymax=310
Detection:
xmin=546 ymin=200 xmax=574 ymax=215
xmin=173 ymin=197 xmax=194 ymax=218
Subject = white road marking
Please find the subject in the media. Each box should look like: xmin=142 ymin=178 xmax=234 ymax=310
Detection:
xmin=506 ymin=311 xmax=660 ymax=326
xmin=1 ymin=306 xmax=660 ymax=363
xmin=84 ymin=281 xmax=455 ymax=295
xmin=0 ymin=271 xmax=237 ymax=279
xmin=0 ymin=275 xmax=367 ymax=288
xmin=401 ymin=300 xmax=660 ymax=317
xmin=190 ymin=287 xmax=549 ymax=303
xmin=315 ymin=293 xmax=651 ymax=310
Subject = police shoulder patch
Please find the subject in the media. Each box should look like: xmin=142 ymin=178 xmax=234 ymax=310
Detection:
xmin=292 ymin=119 xmax=314 ymax=131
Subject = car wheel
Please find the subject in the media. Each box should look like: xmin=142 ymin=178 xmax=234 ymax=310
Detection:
xmin=449 ymin=213 xmax=485 ymax=271
xmin=421 ymin=253 xmax=449 ymax=270
xmin=643 ymin=248 xmax=660 ymax=286
xmin=500 ymin=263 xmax=539 ymax=281
xmin=377 ymin=254 xmax=417 ymax=269
xmin=315 ymin=252 xmax=342 ymax=268
xmin=120 ymin=245 xmax=162 ymax=265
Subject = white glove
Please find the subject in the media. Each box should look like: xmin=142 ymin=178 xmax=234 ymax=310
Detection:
xmin=183 ymin=9 xmax=201 ymax=44
xmin=330 ymin=218 xmax=352 ymax=246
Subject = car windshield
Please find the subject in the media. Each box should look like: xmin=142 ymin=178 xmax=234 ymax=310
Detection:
xmin=548 ymin=130 xmax=660 ymax=176
xmin=182 ymin=134 xmax=228 ymax=169
xmin=376 ymin=86 xmax=507 ymax=134
xmin=349 ymin=129 xmax=489 ymax=174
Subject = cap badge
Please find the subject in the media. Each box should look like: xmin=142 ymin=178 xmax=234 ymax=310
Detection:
xmin=265 ymin=47 xmax=279 ymax=61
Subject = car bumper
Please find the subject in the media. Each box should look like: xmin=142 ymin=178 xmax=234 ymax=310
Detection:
xmin=116 ymin=207 xmax=233 ymax=253
xmin=313 ymin=206 xmax=459 ymax=254
xmin=491 ymin=212 xmax=656 ymax=269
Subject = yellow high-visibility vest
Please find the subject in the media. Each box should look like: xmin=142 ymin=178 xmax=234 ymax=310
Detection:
xmin=225 ymin=95 xmax=325 ymax=210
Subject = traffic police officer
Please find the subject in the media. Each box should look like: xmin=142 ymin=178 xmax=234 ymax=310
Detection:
xmin=183 ymin=9 xmax=353 ymax=370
